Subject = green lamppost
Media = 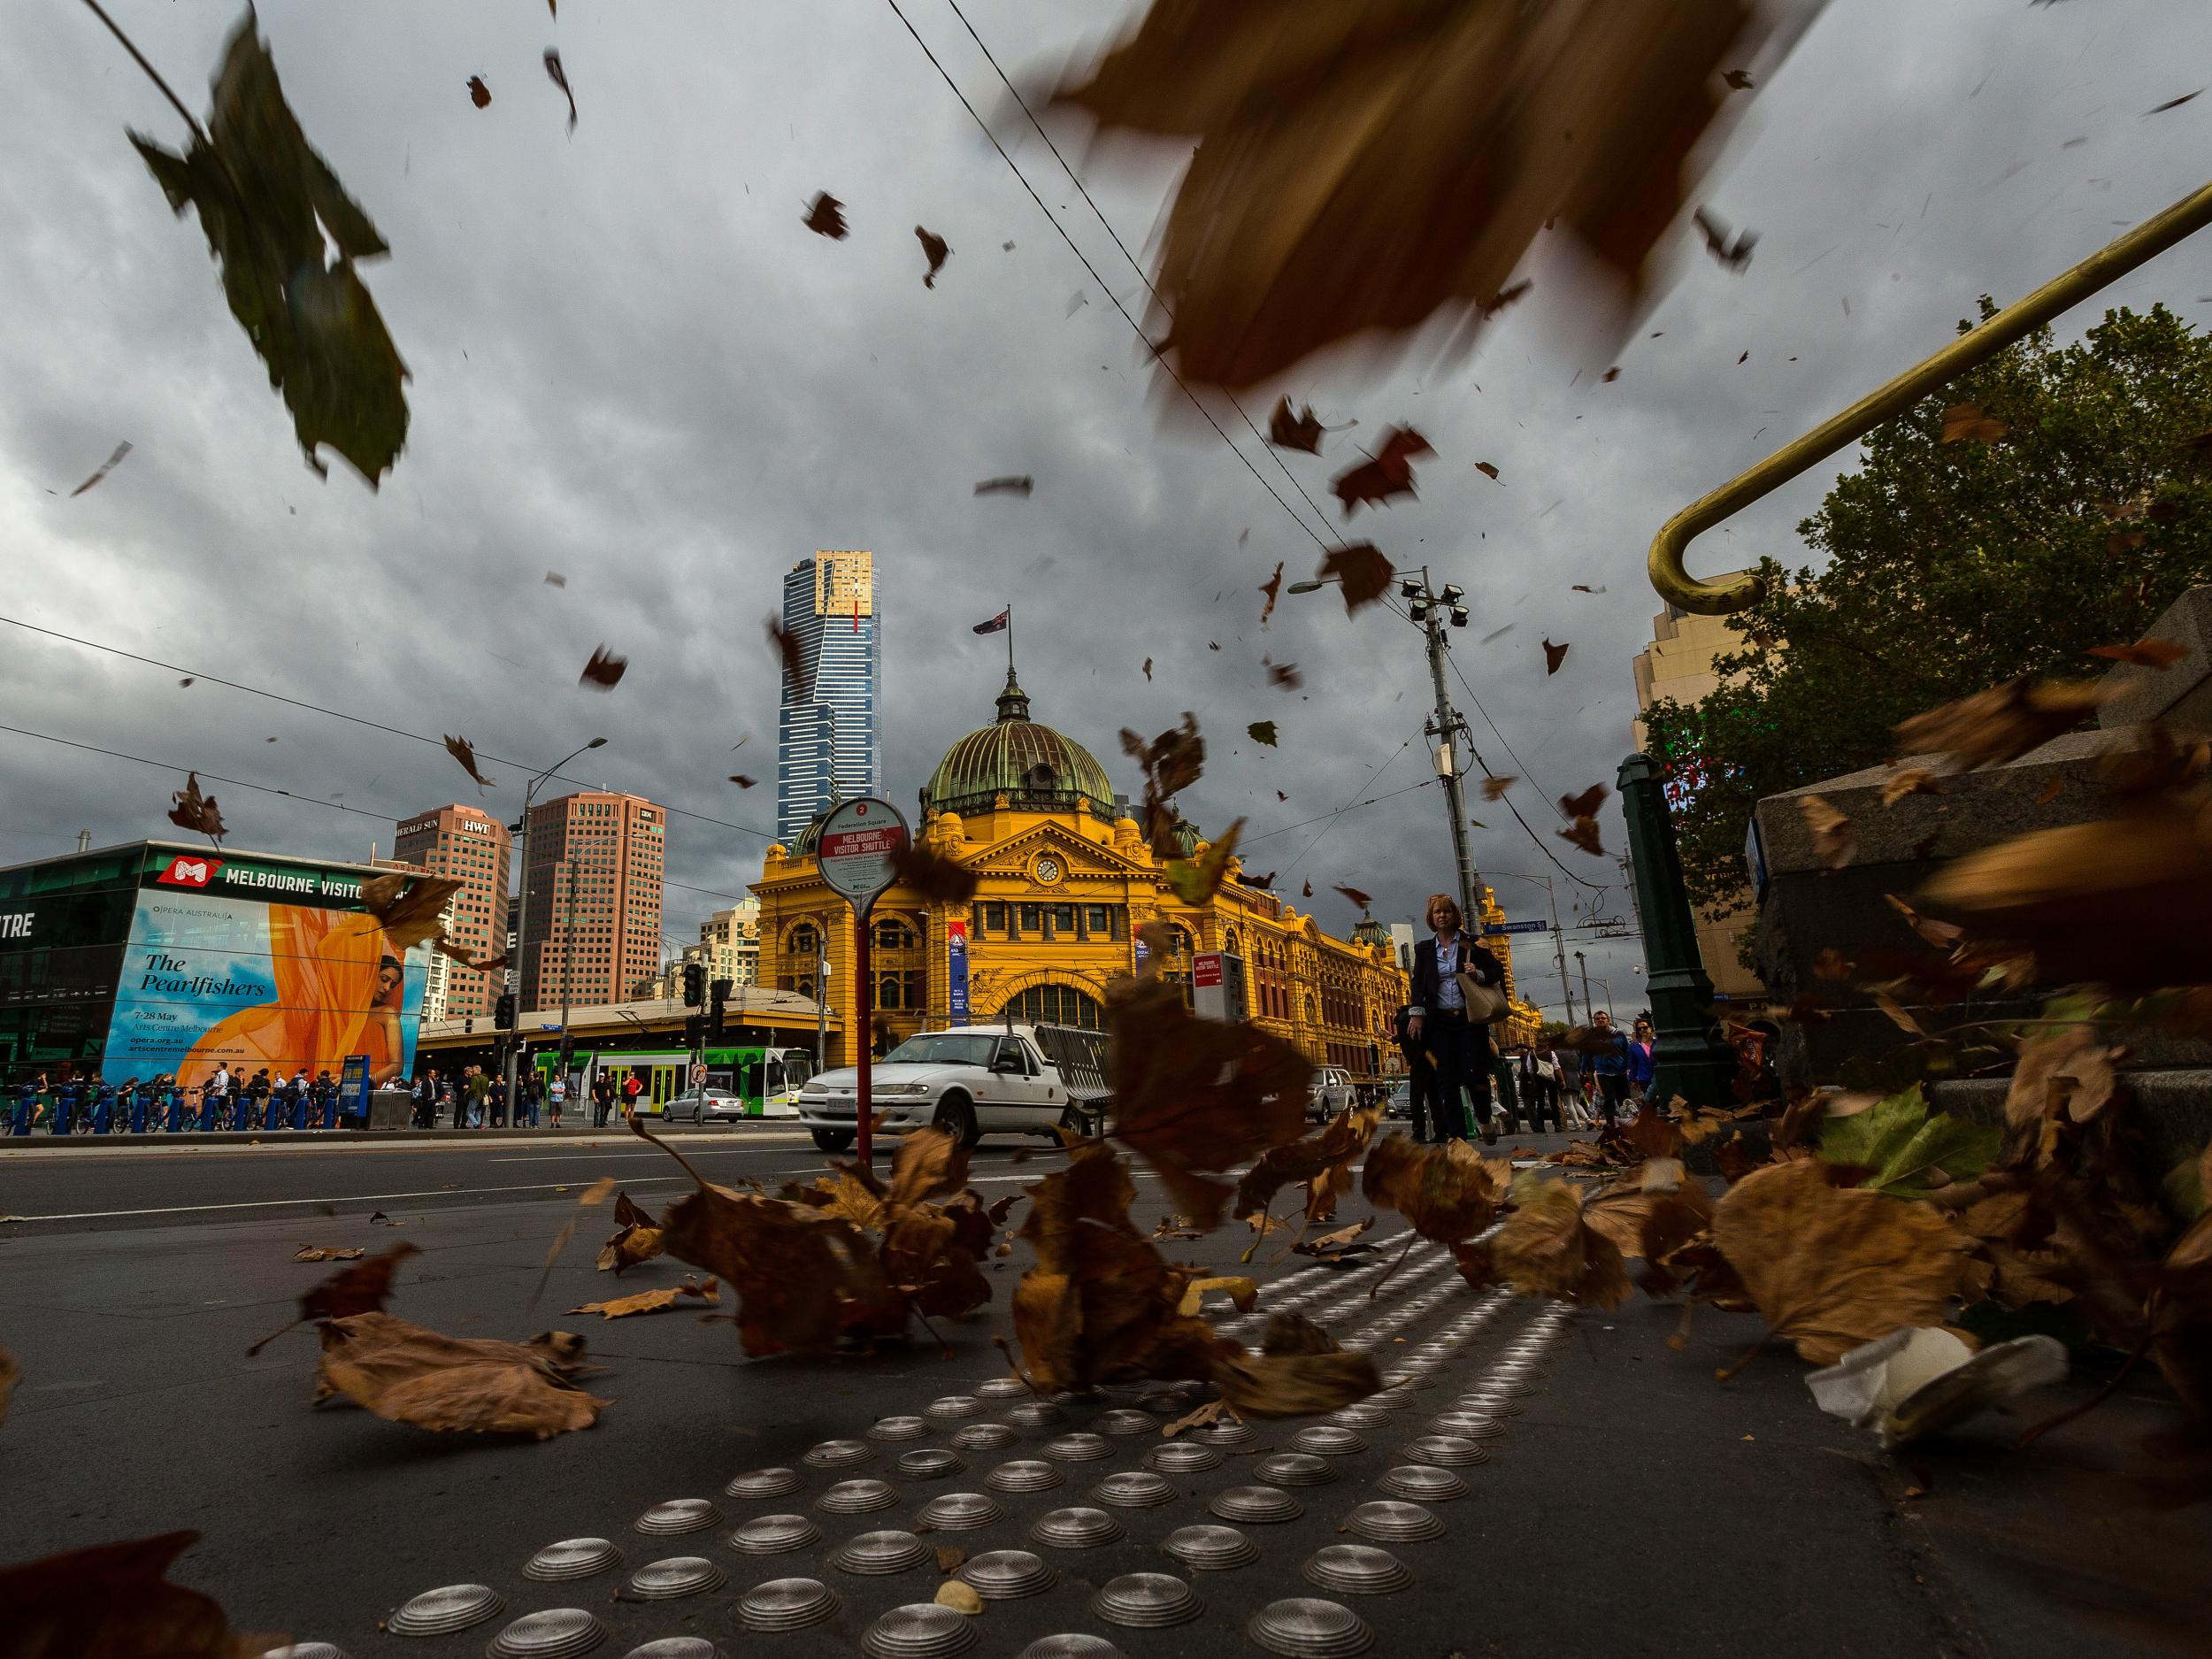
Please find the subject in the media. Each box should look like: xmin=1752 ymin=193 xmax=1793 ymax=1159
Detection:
xmin=1617 ymin=752 xmax=1737 ymax=1108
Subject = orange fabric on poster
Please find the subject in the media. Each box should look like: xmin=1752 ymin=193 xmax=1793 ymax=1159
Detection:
xmin=181 ymin=906 xmax=400 ymax=1087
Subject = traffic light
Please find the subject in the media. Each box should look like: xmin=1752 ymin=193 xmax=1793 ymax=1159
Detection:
xmin=682 ymin=962 xmax=706 ymax=1007
xmin=685 ymin=1013 xmax=703 ymax=1050
xmin=495 ymin=992 xmax=517 ymax=1030
xmin=710 ymin=978 xmax=731 ymax=1039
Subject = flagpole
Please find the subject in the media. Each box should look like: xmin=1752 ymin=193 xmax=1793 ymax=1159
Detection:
xmin=1006 ymin=604 xmax=1014 ymax=678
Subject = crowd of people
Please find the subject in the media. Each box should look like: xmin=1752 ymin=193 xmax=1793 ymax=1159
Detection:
xmin=405 ymin=1064 xmax=639 ymax=1129
xmin=8 ymin=1064 xmax=349 ymax=1135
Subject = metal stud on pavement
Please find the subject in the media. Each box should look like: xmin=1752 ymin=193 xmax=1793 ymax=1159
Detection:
xmin=1090 ymin=1471 xmax=1177 ymax=1509
xmin=728 ymin=1514 xmax=820 ymax=1556
xmin=926 ymin=1394 xmax=984 ymax=1419
xmin=1094 ymin=1408 xmax=1156 ymax=1435
xmin=724 ymin=1467 xmax=805 ymax=1501
xmin=817 ymin=1479 xmax=900 ymax=1515
xmin=803 ymin=1439 xmax=874 ymax=1469
xmin=829 ymin=1530 xmax=933 ymax=1576
xmin=1090 ymin=1572 xmax=1202 ymax=1629
xmin=634 ymin=1500 xmax=722 ymax=1537
xmin=1325 ymin=1402 xmax=1394 ymax=1430
xmin=1029 ymin=1507 xmax=1125 ymax=1549
xmin=1291 ymin=1425 xmax=1367 ymax=1457
xmin=1302 ymin=1545 xmax=1414 ymax=1595
xmin=869 ymin=1416 xmax=932 ymax=1441
xmin=1247 ymin=1596 xmax=1375 ymax=1657
xmin=1143 ymin=1440 xmax=1222 ymax=1475
xmin=985 ymin=1458 xmax=1065 ymax=1494
xmin=1427 ymin=1412 xmax=1507 ymax=1440
xmin=1210 ymin=1485 xmax=1302 ymax=1524
xmin=956 ymin=1548 xmax=1058 ymax=1600
xmin=895 ymin=1448 xmax=966 ymax=1480
xmin=1006 ymin=1402 xmax=1067 ymax=1428
xmin=977 ymin=1377 xmax=1030 ymax=1400
xmin=1161 ymin=1525 xmax=1259 ymax=1571
xmin=1376 ymin=1465 xmax=1468 ymax=1502
xmin=859 ymin=1603 xmax=979 ymax=1659
xmin=524 ymin=1540 xmax=623 ymax=1583
xmin=1040 ymin=1432 xmax=1114 ymax=1463
xmin=1196 ymin=1418 xmax=1257 ymax=1447
xmin=951 ymin=1422 xmax=1019 ymax=1451
xmin=619 ymin=1641 xmax=720 ymax=1659
xmin=1339 ymin=1501 xmax=1444 ymax=1543
xmin=914 ymin=1490 xmax=1002 ymax=1530
xmin=1402 ymin=1434 xmax=1488 ymax=1466
xmin=736 ymin=1577 xmax=841 ymax=1633
xmin=485 ymin=1608 xmax=605 ymax=1658
xmin=1256 ymin=1453 xmax=1340 ymax=1487
xmin=624 ymin=1557 xmax=726 ymax=1601
xmin=386 ymin=1585 xmax=504 ymax=1637
xmin=260 ymin=1646 xmax=349 ymax=1659
xmin=1014 ymin=1639 xmax=1126 ymax=1659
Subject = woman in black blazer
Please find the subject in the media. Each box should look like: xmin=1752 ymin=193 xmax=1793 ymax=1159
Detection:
xmin=1405 ymin=893 xmax=1507 ymax=1144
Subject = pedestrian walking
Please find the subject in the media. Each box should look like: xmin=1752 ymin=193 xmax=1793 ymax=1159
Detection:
xmin=465 ymin=1066 xmax=491 ymax=1129
xmin=1627 ymin=1018 xmax=1657 ymax=1109
xmin=1586 ymin=1010 xmax=1635 ymax=1129
xmin=1405 ymin=894 xmax=1509 ymax=1145
xmin=548 ymin=1071 xmax=566 ymax=1129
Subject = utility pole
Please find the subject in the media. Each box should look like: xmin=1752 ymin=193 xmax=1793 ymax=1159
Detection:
xmin=1575 ymin=949 xmax=1594 ymax=1025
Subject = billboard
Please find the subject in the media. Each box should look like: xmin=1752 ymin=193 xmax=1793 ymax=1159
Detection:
xmin=103 ymin=854 xmax=429 ymax=1087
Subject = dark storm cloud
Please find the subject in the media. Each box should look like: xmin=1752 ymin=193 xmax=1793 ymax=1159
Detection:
xmin=3 ymin=0 xmax=2208 ymax=1012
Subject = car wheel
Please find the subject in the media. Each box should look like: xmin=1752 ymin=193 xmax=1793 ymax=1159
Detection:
xmin=933 ymin=1092 xmax=981 ymax=1151
xmin=810 ymin=1127 xmax=855 ymax=1153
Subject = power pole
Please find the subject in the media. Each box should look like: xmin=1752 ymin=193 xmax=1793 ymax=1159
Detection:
xmin=1407 ymin=569 xmax=1480 ymax=926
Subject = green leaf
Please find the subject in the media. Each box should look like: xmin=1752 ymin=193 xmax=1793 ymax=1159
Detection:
xmin=1247 ymin=720 xmax=1279 ymax=747
xmin=1818 ymin=1083 xmax=1999 ymax=1200
xmin=130 ymin=13 xmax=408 ymax=484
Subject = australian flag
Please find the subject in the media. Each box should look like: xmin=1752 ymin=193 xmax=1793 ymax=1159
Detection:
xmin=972 ymin=608 xmax=1010 ymax=635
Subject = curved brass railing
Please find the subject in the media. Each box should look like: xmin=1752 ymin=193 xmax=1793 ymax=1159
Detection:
xmin=1649 ymin=175 xmax=2212 ymax=614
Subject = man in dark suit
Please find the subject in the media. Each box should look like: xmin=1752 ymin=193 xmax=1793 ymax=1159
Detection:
xmin=1406 ymin=893 xmax=1508 ymax=1144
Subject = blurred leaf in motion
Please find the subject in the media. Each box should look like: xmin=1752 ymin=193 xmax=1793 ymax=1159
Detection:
xmin=69 ymin=441 xmax=133 ymax=496
xmin=443 ymin=733 xmax=495 ymax=790
xmin=357 ymin=870 xmax=465 ymax=953
xmin=0 ymin=1532 xmax=260 ymax=1659
xmin=916 ymin=226 xmax=951 ymax=287
xmin=166 ymin=772 xmax=227 ymax=847
xmin=466 ymin=74 xmax=491 ymax=108
xmin=891 ymin=841 xmax=979 ymax=903
xmin=804 ymin=190 xmax=848 ymax=238
xmin=543 ymin=48 xmax=577 ymax=129
xmin=316 ymin=1311 xmax=604 ymax=1437
xmin=1331 ymin=426 xmax=1432 ymax=516
xmin=1267 ymin=397 xmax=1325 ymax=453
xmin=1165 ymin=818 xmax=1245 ymax=905
xmin=1320 ymin=542 xmax=1393 ymax=613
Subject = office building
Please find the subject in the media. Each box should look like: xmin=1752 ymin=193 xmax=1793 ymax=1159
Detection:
xmin=636 ymin=901 xmax=761 ymax=1002
xmin=518 ymin=791 xmax=665 ymax=1013
xmin=392 ymin=804 xmax=510 ymax=1020
xmin=776 ymin=549 xmax=879 ymax=842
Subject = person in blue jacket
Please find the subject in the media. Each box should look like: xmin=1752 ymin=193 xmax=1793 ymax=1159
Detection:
xmin=12 ymin=1074 xmax=42 ymax=1136
xmin=1626 ymin=1016 xmax=1658 ymax=1109
xmin=1584 ymin=1010 xmax=1635 ymax=1130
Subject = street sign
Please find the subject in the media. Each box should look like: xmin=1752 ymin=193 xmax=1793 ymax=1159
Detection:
xmin=1482 ymin=919 xmax=1548 ymax=936
xmin=817 ymin=797 xmax=909 ymax=902
xmin=1192 ymin=953 xmax=1224 ymax=989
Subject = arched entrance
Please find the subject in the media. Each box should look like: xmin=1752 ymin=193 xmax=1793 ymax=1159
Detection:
xmin=1002 ymin=983 xmax=1104 ymax=1031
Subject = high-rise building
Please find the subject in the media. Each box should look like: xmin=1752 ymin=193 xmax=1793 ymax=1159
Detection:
xmin=637 ymin=902 xmax=760 ymax=1002
xmin=393 ymin=804 xmax=511 ymax=1019
xmin=776 ymin=550 xmax=879 ymax=842
xmin=518 ymin=791 xmax=665 ymax=1012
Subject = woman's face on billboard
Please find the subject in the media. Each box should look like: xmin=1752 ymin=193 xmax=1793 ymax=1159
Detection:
xmin=376 ymin=963 xmax=402 ymax=1003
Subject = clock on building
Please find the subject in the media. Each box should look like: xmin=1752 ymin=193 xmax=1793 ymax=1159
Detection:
xmin=1033 ymin=855 xmax=1064 ymax=885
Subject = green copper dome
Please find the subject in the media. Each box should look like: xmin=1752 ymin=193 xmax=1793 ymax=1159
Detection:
xmin=922 ymin=670 xmax=1118 ymax=821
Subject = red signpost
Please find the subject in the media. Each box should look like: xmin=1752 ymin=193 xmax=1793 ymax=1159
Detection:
xmin=813 ymin=796 xmax=910 ymax=1168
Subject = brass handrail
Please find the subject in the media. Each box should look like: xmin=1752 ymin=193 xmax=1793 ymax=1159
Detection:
xmin=1649 ymin=175 xmax=2212 ymax=614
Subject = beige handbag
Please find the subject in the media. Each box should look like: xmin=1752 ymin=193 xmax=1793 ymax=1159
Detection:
xmin=1455 ymin=969 xmax=1510 ymax=1026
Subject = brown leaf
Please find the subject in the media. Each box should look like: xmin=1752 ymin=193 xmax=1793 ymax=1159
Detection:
xmin=1332 ymin=426 xmax=1432 ymax=515
xmin=166 ymin=772 xmax=227 ymax=846
xmin=1812 ymin=947 xmax=1854 ymax=981
xmin=1940 ymin=403 xmax=2007 ymax=444
xmin=1556 ymin=815 xmax=1605 ymax=856
xmin=1479 ymin=279 xmax=1533 ymax=319
xmin=579 ymin=644 xmax=626 ymax=689
xmin=1142 ymin=657 xmax=1154 ymax=681
xmin=1362 ymin=1133 xmax=1509 ymax=1245
xmin=1882 ymin=892 xmax=1965 ymax=952
xmin=934 ymin=1546 xmax=968 ymax=1576
xmin=1880 ymin=766 xmax=1942 ymax=806
xmin=1258 ymin=561 xmax=1286 ymax=626
xmin=1120 ymin=713 xmax=1206 ymax=857
xmin=2086 ymin=639 xmax=2188 ymax=669
xmin=1333 ymin=884 xmax=1372 ymax=911
xmin=765 ymin=614 xmax=811 ymax=702
xmin=1490 ymin=1178 xmax=1633 ymax=1309
xmin=357 ymin=870 xmax=465 ymax=953
xmin=1267 ymin=397 xmax=1324 ymax=453
xmin=1894 ymin=678 xmax=2108 ymax=772
xmin=69 ymin=440 xmax=134 ymax=496
xmin=1319 ymin=541 xmax=1393 ymax=613
xmin=1265 ymin=656 xmax=1302 ymax=689
xmin=1723 ymin=68 xmax=1754 ymax=88
xmin=443 ymin=733 xmax=495 ymax=790
xmin=1234 ymin=1105 xmax=1382 ymax=1224
xmin=1107 ymin=979 xmax=1314 ymax=1228
xmin=973 ymin=473 xmax=1033 ymax=497
xmin=729 ymin=774 xmax=757 ymax=788
xmin=317 ymin=1311 xmax=604 ymax=1437
xmin=657 ymin=1176 xmax=902 ymax=1356
xmin=0 ymin=1343 xmax=18 ymax=1428
xmin=542 ymin=48 xmax=577 ymax=130
xmin=1560 ymin=783 xmax=1607 ymax=820
xmin=1799 ymin=794 xmax=1855 ymax=869
xmin=568 ymin=1278 xmax=718 ymax=1319
xmin=887 ymin=1125 xmax=972 ymax=1210
xmin=293 ymin=1245 xmax=365 ymax=1263
xmin=1294 ymin=1216 xmax=1379 ymax=1263
xmin=0 ymin=1532 xmax=258 ymax=1659
xmin=1480 ymin=775 xmax=1517 ymax=801
xmin=466 ymin=74 xmax=491 ymax=108
xmin=1709 ymin=1159 xmax=1969 ymax=1364
xmin=250 ymin=1240 xmax=417 ymax=1354
xmin=1543 ymin=638 xmax=1570 ymax=674
xmin=1210 ymin=1312 xmax=1380 ymax=1418
xmin=891 ymin=841 xmax=979 ymax=903
xmin=596 ymin=1187 xmax=665 ymax=1273
xmin=915 ymin=226 xmax=951 ymax=287
xmin=1692 ymin=206 xmax=1757 ymax=271
xmin=1167 ymin=819 xmax=1247 ymax=905
xmin=1178 ymin=1275 xmax=1261 ymax=1317
xmin=1474 ymin=461 xmax=1501 ymax=482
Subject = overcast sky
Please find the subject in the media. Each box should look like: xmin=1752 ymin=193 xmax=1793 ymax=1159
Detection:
xmin=5 ymin=0 xmax=2210 ymax=1018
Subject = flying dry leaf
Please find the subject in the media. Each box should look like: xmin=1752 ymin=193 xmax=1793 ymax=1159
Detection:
xmin=972 ymin=473 xmax=1033 ymax=497
xmin=914 ymin=225 xmax=951 ymax=288
xmin=1475 ymin=461 xmax=1501 ymax=481
xmin=1709 ymin=1159 xmax=1969 ymax=1364
xmin=69 ymin=441 xmax=134 ymax=496
xmin=891 ymin=841 xmax=979 ymax=903
xmin=1266 ymin=657 xmax=1302 ymax=688
xmin=2086 ymin=639 xmax=2187 ymax=669
xmin=543 ymin=569 xmax=566 ymax=587
xmin=1940 ymin=403 xmax=2007 ymax=444
xmin=1799 ymin=795 xmax=1855 ymax=869
xmin=1481 ymin=775 xmax=1517 ymax=801
xmin=1489 ymin=1176 xmax=1632 ymax=1308
xmin=1543 ymin=638 xmax=1571 ymax=674
xmin=1558 ymin=817 xmax=1605 ymax=856
xmin=568 ymin=1277 xmax=718 ymax=1319
xmin=1723 ymin=68 xmax=1755 ymax=88
xmin=1210 ymin=1311 xmax=1381 ymax=1417
xmin=580 ymin=644 xmax=626 ymax=690
xmin=1259 ymin=561 xmax=1285 ymax=625
xmin=656 ymin=1174 xmax=902 ymax=1356
xmin=443 ymin=733 xmax=494 ymax=790
xmin=1166 ymin=818 xmax=1245 ymax=906
xmin=0 ymin=1532 xmax=258 ymax=1659
xmin=765 ymin=614 xmax=811 ymax=702
xmin=597 ymin=1189 xmax=666 ymax=1273
xmin=249 ymin=1241 xmax=418 ymax=1354
xmin=543 ymin=49 xmax=577 ymax=129
xmin=1692 ymin=205 xmax=1757 ymax=271
xmin=1294 ymin=1215 xmax=1379 ymax=1263
xmin=1331 ymin=426 xmax=1433 ymax=515
xmin=1333 ymin=884 xmax=1372 ymax=911
xmin=1267 ymin=397 xmax=1325 ymax=453
xmin=887 ymin=1125 xmax=972 ymax=1210
xmin=1177 ymin=1275 xmax=1261 ymax=1317
xmin=166 ymin=772 xmax=227 ymax=847
xmin=1120 ymin=713 xmax=1205 ymax=858
xmin=1162 ymin=1398 xmax=1233 ymax=1438
xmin=1363 ymin=1133 xmax=1509 ymax=1245
xmin=293 ymin=1245 xmax=365 ymax=1263
xmin=1236 ymin=1104 xmax=1382 ymax=1225
xmin=466 ymin=74 xmax=491 ymax=108
xmin=1893 ymin=679 xmax=2107 ymax=772
xmin=803 ymin=190 xmax=847 ymax=238
xmin=1479 ymin=279 xmax=1533 ymax=319
xmin=1248 ymin=720 xmax=1279 ymax=748
xmin=317 ymin=1311 xmax=604 ymax=1437
xmin=1320 ymin=541 xmax=1393 ymax=613
xmin=357 ymin=870 xmax=464 ymax=952
xmin=1880 ymin=767 xmax=1941 ymax=806
xmin=730 ymin=774 xmax=756 ymax=788
xmin=2143 ymin=89 xmax=2203 ymax=116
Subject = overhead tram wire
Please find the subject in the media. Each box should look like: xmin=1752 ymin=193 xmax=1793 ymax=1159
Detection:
xmin=879 ymin=0 xmax=1331 ymax=555
xmin=0 ymin=720 xmax=400 ymax=826
xmin=1276 ymin=738 xmax=1409 ymax=887
xmin=933 ymin=0 xmax=1345 ymax=546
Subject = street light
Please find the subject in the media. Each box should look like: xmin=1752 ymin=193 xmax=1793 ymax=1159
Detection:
xmin=1485 ymin=870 xmax=1577 ymax=1025
xmin=504 ymin=736 xmax=607 ymax=1101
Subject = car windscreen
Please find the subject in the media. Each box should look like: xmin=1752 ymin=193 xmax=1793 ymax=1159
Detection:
xmin=881 ymin=1033 xmax=1000 ymax=1068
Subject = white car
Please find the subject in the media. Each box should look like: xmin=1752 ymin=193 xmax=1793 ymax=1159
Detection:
xmin=1308 ymin=1065 xmax=1356 ymax=1121
xmin=797 ymin=1026 xmax=1084 ymax=1153
xmin=662 ymin=1087 xmax=746 ymax=1125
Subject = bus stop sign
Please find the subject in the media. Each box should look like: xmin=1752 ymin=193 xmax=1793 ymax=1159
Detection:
xmin=817 ymin=797 xmax=908 ymax=910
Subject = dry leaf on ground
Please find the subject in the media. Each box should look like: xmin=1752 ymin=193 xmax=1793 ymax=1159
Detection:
xmin=597 ymin=1190 xmax=666 ymax=1273
xmin=1177 ymin=1275 xmax=1260 ymax=1317
xmin=317 ymin=1312 xmax=605 ymax=1438
xmin=1294 ymin=1217 xmax=1379 ymax=1263
xmin=1363 ymin=1133 xmax=1510 ymax=1244
xmin=1162 ymin=1399 xmax=1232 ymax=1438
xmin=934 ymin=1580 xmax=984 ymax=1615
xmin=1489 ymin=1175 xmax=1632 ymax=1309
xmin=1209 ymin=1311 xmax=1381 ymax=1417
xmin=250 ymin=1242 xmax=418 ymax=1354
xmin=293 ymin=1245 xmax=365 ymax=1263
xmin=568 ymin=1278 xmax=718 ymax=1320
xmin=1234 ymin=1103 xmax=1381 ymax=1224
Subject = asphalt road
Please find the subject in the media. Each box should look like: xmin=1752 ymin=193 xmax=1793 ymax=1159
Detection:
xmin=1 ymin=1131 xmax=2200 ymax=1659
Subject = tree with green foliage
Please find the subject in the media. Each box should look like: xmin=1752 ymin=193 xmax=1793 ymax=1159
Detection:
xmin=1641 ymin=301 xmax=2212 ymax=920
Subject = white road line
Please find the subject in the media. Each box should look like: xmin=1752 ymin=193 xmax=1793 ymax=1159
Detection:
xmin=488 ymin=1149 xmax=766 ymax=1164
xmin=2 ymin=1176 xmax=700 ymax=1224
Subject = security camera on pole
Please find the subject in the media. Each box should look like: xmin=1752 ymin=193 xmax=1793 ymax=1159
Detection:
xmin=814 ymin=795 xmax=910 ymax=1167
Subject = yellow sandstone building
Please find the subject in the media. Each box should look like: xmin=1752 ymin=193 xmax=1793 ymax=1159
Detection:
xmin=754 ymin=671 xmax=1446 ymax=1078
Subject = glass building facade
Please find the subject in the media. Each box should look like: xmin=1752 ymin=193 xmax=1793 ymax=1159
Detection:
xmin=776 ymin=549 xmax=880 ymax=843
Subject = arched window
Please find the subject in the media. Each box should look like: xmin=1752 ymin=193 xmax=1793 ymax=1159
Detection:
xmin=874 ymin=917 xmax=918 ymax=952
xmin=795 ymin=977 xmax=817 ymax=1001
xmin=1224 ymin=926 xmax=1240 ymax=957
xmin=1002 ymin=983 xmax=1104 ymax=1031
xmin=789 ymin=923 xmax=820 ymax=960
xmin=879 ymin=974 xmax=902 ymax=1010
xmin=1166 ymin=926 xmax=1192 ymax=957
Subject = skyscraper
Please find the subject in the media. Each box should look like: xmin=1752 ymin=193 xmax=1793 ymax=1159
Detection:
xmin=393 ymin=804 xmax=511 ymax=1018
xmin=518 ymin=791 xmax=665 ymax=1012
xmin=776 ymin=549 xmax=879 ymax=842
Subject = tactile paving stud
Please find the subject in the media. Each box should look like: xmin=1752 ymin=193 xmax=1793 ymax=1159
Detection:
xmin=951 ymin=1422 xmax=1019 ymax=1452
xmin=1041 ymin=1432 xmax=1115 ymax=1463
xmin=1256 ymin=1452 xmax=1340 ymax=1487
xmin=977 ymin=1377 xmax=1031 ymax=1400
xmin=1195 ymin=1418 xmax=1257 ymax=1448
xmin=926 ymin=1394 xmax=984 ymax=1420
xmin=1339 ymin=1501 xmax=1445 ymax=1544
xmin=869 ymin=1416 xmax=932 ymax=1441
xmin=1029 ymin=1506 xmax=1125 ymax=1549
xmin=895 ymin=1448 xmax=966 ymax=1480
xmin=914 ymin=1490 xmax=1002 ymax=1530
xmin=1379 ymin=1370 xmax=1437 ymax=1392
xmin=1291 ymin=1425 xmax=1367 ymax=1457
xmin=1161 ymin=1524 xmax=1259 ymax=1571
xmin=1402 ymin=1435 xmax=1489 ymax=1467
xmin=259 ymin=1646 xmax=349 ymax=1659
xmin=956 ymin=1548 xmax=1059 ymax=1600
xmin=1247 ymin=1596 xmax=1374 ymax=1657
xmin=1094 ymin=1408 xmax=1157 ymax=1436
xmin=1090 ymin=1572 xmax=1202 ymax=1629
xmin=1451 ymin=1394 xmax=1522 ymax=1418
xmin=803 ymin=1438 xmax=875 ymax=1469
xmin=524 ymin=1539 xmax=623 ymax=1582
xmin=619 ymin=1641 xmax=720 ymax=1659
xmin=387 ymin=1584 xmax=505 ymax=1637
xmin=728 ymin=1514 xmax=820 ymax=1556
xmin=724 ymin=1467 xmax=805 ymax=1501
xmin=486 ymin=1607 xmax=605 ymax=1658
xmin=1302 ymin=1545 xmax=1414 ymax=1595
xmin=1007 ymin=1401 xmax=1067 ymax=1428
xmin=817 ymin=1479 xmax=900 ymax=1515
xmin=1210 ymin=1485 xmax=1302 ymax=1524
xmin=985 ymin=1458 xmax=1065 ymax=1494
xmin=1428 ymin=1412 xmax=1507 ymax=1441
xmin=1144 ymin=1440 xmax=1223 ymax=1475
xmin=829 ymin=1530 xmax=933 ymax=1576
xmin=1015 ymin=1639 xmax=1126 ymax=1659
xmin=1090 ymin=1471 xmax=1177 ymax=1509
xmin=634 ymin=1500 xmax=722 ymax=1537
xmin=1376 ymin=1465 xmax=1469 ymax=1503
xmin=858 ymin=1603 xmax=979 ymax=1659
xmin=738 ymin=1577 xmax=841 ymax=1633
xmin=625 ymin=1556 xmax=726 ymax=1601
